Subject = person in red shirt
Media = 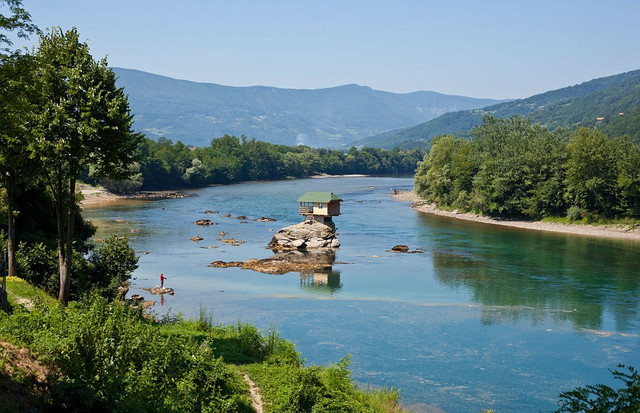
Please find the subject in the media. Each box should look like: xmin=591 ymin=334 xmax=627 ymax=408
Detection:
xmin=160 ymin=273 xmax=166 ymax=288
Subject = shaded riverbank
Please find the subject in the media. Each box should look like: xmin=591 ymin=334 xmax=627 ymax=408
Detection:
xmin=393 ymin=190 xmax=640 ymax=241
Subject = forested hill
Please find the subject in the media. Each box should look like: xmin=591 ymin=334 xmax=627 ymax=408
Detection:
xmin=357 ymin=69 xmax=640 ymax=149
xmin=113 ymin=68 xmax=503 ymax=148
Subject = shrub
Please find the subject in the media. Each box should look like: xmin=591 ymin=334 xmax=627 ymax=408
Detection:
xmin=556 ymin=364 xmax=640 ymax=412
xmin=567 ymin=205 xmax=583 ymax=221
xmin=88 ymin=235 xmax=139 ymax=299
xmin=15 ymin=242 xmax=59 ymax=296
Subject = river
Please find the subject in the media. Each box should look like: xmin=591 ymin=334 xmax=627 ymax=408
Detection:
xmin=82 ymin=176 xmax=640 ymax=413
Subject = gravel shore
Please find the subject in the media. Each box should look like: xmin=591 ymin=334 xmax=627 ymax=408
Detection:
xmin=79 ymin=184 xmax=188 ymax=207
xmin=392 ymin=190 xmax=640 ymax=242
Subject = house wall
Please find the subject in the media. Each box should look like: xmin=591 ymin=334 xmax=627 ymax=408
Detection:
xmin=313 ymin=202 xmax=329 ymax=216
xmin=327 ymin=201 xmax=340 ymax=216
xmin=299 ymin=200 xmax=341 ymax=217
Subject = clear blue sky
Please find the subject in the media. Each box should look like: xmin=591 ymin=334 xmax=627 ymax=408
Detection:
xmin=11 ymin=0 xmax=640 ymax=99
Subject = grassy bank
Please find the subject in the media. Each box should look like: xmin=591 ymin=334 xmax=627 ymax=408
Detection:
xmin=0 ymin=277 xmax=404 ymax=412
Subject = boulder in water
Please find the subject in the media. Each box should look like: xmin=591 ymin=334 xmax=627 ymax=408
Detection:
xmin=195 ymin=219 xmax=214 ymax=226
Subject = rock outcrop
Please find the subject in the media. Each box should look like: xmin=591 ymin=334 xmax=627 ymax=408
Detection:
xmin=209 ymin=256 xmax=332 ymax=275
xmin=142 ymin=287 xmax=175 ymax=295
xmin=268 ymin=220 xmax=339 ymax=250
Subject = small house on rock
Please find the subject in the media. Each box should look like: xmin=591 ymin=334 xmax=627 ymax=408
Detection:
xmin=297 ymin=192 xmax=342 ymax=225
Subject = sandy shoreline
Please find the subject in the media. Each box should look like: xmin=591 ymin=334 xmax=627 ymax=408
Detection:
xmin=310 ymin=174 xmax=369 ymax=179
xmin=79 ymin=184 xmax=188 ymax=208
xmin=392 ymin=190 xmax=640 ymax=242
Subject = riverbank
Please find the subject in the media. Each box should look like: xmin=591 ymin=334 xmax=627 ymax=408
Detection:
xmin=393 ymin=190 xmax=640 ymax=241
xmin=79 ymin=184 xmax=188 ymax=208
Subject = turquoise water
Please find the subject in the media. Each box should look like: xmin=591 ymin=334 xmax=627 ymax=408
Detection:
xmin=83 ymin=177 xmax=640 ymax=413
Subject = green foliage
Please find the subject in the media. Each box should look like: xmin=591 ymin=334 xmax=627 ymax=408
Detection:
xmin=136 ymin=134 xmax=425 ymax=190
xmin=564 ymin=128 xmax=619 ymax=216
xmin=15 ymin=235 xmax=137 ymax=300
xmin=4 ymin=276 xmax=57 ymax=308
xmin=87 ymin=235 xmax=139 ymax=299
xmin=414 ymin=116 xmax=640 ymax=220
xmin=31 ymin=27 xmax=141 ymax=303
xmin=556 ymin=364 xmax=640 ymax=412
xmin=15 ymin=241 xmax=58 ymax=295
xmin=566 ymin=205 xmax=583 ymax=221
xmin=245 ymin=355 xmax=402 ymax=413
xmin=0 ymin=294 xmax=253 ymax=412
xmin=414 ymin=134 xmax=476 ymax=207
xmin=0 ymin=289 xmax=403 ymax=412
xmin=0 ymin=0 xmax=39 ymax=55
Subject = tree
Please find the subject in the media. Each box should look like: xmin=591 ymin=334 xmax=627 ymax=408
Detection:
xmin=0 ymin=51 xmax=38 ymax=278
xmin=565 ymin=128 xmax=618 ymax=217
xmin=414 ymin=134 xmax=475 ymax=206
xmin=33 ymin=28 xmax=141 ymax=304
xmin=0 ymin=0 xmax=38 ymax=278
xmin=0 ymin=0 xmax=38 ymax=56
xmin=89 ymin=235 xmax=139 ymax=299
xmin=609 ymin=135 xmax=640 ymax=217
xmin=470 ymin=116 xmax=566 ymax=218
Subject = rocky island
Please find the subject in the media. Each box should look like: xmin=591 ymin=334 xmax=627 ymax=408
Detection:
xmin=268 ymin=220 xmax=340 ymax=249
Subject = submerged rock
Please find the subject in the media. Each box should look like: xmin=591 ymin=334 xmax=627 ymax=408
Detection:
xmin=190 ymin=236 xmax=204 ymax=242
xmin=209 ymin=256 xmax=332 ymax=275
xmin=387 ymin=245 xmax=424 ymax=254
xmin=269 ymin=220 xmax=339 ymax=250
xmin=195 ymin=219 xmax=214 ymax=226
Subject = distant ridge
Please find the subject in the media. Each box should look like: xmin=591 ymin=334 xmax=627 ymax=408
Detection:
xmin=355 ymin=69 xmax=640 ymax=149
xmin=113 ymin=68 xmax=505 ymax=148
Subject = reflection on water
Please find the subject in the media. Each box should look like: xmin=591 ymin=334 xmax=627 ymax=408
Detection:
xmin=300 ymin=270 xmax=341 ymax=294
xmin=424 ymin=213 xmax=640 ymax=332
xmin=272 ymin=249 xmax=343 ymax=294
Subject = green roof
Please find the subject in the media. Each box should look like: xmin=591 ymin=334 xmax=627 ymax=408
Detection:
xmin=297 ymin=192 xmax=342 ymax=203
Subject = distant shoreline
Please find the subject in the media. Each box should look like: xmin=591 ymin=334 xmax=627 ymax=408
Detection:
xmin=392 ymin=190 xmax=640 ymax=242
xmin=80 ymin=175 xmax=371 ymax=206
xmin=309 ymin=174 xmax=369 ymax=179
xmin=79 ymin=184 xmax=188 ymax=208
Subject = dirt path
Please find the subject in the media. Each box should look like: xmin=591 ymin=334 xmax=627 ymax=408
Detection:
xmin=393 ymin=190 xmax=640 ymax=241
xmin=240 ymin=372 xmax=264 ymax=413
xmin=6 ymin=290 xmax=34 ymax=310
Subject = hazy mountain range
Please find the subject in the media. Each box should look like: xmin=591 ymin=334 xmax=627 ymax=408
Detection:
xmin=356 ymin=69 xmax=640 ymax=149
xmin=113 ymin=68 xmax=505 ymax=148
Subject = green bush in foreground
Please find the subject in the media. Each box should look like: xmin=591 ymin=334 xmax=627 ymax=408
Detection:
xmin=0 ymin=295 xmax=252 ymax=412
xmin=0 ymin=292 xmax=404 ymax=412
xmin=244 ymin=355 xmax=402 ymax=413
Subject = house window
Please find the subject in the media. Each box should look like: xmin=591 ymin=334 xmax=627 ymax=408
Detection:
xmin=318 ymin=203 xmax=323 ymax=208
